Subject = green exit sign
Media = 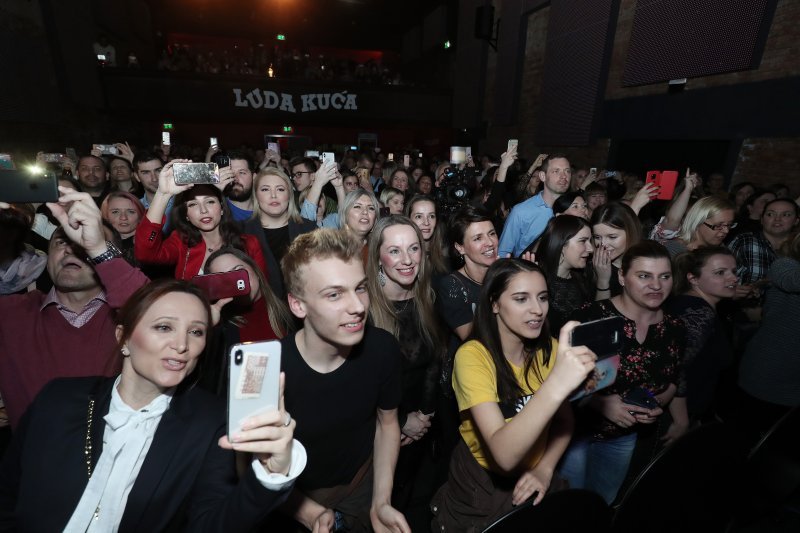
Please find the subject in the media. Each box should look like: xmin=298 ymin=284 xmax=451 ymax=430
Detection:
xmin=163 ymin=123 xmax=173 ymax=130
xmin=444 ymin=41 xmax=451 ymax=49
xmin=283 ymin=125 xmax=293 ymax=133
xmin=276 ymin=34 xmax=286 ymax=41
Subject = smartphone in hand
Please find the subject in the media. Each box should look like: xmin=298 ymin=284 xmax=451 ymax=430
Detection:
xmin=0 ymin=169 xmax=59 ymax=203
xmin=173 ymin=162 xmax=220 ymax=185
xmin=507 ymin=139 xmax=519 ymax=152
xmin=162 ymin=132 xmax=171 ymax=146
xmin=191 ymin=269 xmax=250 ymax=301
xmin=322 ymin=152 xmax=335 ymax=166
xmin=568 ymin=316 xmax=625 ymax=401
xmin=227 ymin=341 xmax=282 ymax=439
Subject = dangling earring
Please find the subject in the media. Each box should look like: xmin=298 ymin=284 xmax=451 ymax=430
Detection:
xmin=121 ymin=346 xmax=130 ymax=357
xmin=379 ymin=265 xmax=386 ymax=287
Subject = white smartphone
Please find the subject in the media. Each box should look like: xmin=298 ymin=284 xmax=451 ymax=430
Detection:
xmin=507 ymin=139 xmax=519 ymax=152
xmin=322 ymin=151 xmax=335 ymax=165
xmin=449 ymin=146 xmax=466 ymax=165
xmin=227 ymin=341 xmax=282 ymax=439
xmin=267 ymin=142 xmax=280 ymax=154
xmin=162 ymin=132 xmax=171 ymax=146
xmin=403 ymin=154 xmax=410 ymax=168
xmin=387 ymin=152 xmax=394 ymax=161
xmin=209 ymin=137 xmax=218 ymax=147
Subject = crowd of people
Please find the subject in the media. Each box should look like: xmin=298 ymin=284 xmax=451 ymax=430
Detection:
xmin=0 ymin=137 xmax=798 ymax=531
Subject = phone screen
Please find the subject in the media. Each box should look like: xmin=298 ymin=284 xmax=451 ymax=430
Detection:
xmin=403 ymin=155 xmax=410 ymax=167
xmin=210 ymin=137 xmax=218 ymax=147
xmin=449 ymin=147 xmax=466 ymax=165
xmin=507 ymin=139 xmax=518 ymax=152
xmin=162 ymin=132 xmax=171 ymax=146
xmin=387 ymin=153 xmax=394 ymax=162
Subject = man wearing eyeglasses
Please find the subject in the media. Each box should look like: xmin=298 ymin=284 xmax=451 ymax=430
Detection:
xmin=290 ymin=156 xmax=318 ymax=194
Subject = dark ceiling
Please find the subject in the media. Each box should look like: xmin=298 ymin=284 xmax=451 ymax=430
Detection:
xmin=144 ymin=0 xmax=446 ymax=51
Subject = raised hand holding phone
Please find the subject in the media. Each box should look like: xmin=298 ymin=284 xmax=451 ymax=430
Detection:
xmin=45 ymin=187 xmax=108 ymax=257
xmin=543 ymin=322 xmax=598 ymax=399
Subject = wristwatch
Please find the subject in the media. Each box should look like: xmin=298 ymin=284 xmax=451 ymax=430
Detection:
xmin=87 ymin=241 xmax=123 ymax=265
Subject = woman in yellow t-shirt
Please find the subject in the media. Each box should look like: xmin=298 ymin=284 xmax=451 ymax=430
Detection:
xmin=431 ymin=258 xmax=598 ymax=531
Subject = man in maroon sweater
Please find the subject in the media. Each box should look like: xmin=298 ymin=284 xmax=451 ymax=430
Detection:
xmin=0 ymin=189 xmax=148 ymax=428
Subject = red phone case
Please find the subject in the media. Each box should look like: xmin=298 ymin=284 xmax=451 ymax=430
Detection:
xmin=658 ymin=171 xmax=678 ymax=200
xmin=645 ymin=170 xmax=678 ymax=200
xmin=191 ymin=270 xmax=250 ymax=301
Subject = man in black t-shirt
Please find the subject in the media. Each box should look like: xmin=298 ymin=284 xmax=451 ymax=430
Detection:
xmin=279 ymin=228 xmax=409 ymax=533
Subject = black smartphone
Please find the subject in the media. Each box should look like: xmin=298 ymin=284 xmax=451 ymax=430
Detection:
xmin=0 ymin=169 xmax=59 ymax=203
xmin=622 ymin=387 xmax=659 ymax=410
xmin=570 ymin=316 xmax=624 ymax=359
xmin=216 ymin=155 xmax=230 ymax=168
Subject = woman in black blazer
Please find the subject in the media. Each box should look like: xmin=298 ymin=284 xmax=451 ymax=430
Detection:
xmin=0 ymin=279 xmax=304 ymax=532
xmin=243 ymin=167 xmax=317 ymax=298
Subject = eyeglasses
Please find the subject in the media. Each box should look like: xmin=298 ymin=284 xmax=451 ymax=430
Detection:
xmin=702 ymin=222 xmax=737 ymax=231
xmin=291 ymin=171 xmax=312 ymax=179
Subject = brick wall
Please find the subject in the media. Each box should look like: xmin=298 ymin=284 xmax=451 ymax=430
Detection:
xmin=733 ymin=138 xmax=800 ymax=196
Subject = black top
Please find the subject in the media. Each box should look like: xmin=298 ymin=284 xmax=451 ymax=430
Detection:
xmin=262 ymin=226 xmax=291 ymax=266
xmin=548 ymin=275 xmax=591 ymax=336
xmin=433 ymin=271 xmax=482 ymax=395
xmin=281 ymin=326 xmax=402 ymax=490
xmin=393 ymin=299 xmax=439 ymax=424
xmin=667 ymin=294 xmax=732 ymax=419
xmin=0 ymin=376 xmax=291 ymax=532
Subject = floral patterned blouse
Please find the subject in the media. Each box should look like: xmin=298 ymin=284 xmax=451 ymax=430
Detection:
xmin=570 ymin=299 xmax=686 ymax=439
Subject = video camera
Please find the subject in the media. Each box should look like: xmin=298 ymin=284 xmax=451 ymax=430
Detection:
xmin=435 ymin=166 xmax=478 ymax=216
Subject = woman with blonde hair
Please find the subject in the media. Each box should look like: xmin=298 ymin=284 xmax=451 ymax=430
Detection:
xmin=243 ymin=167 xmax=316 ymax=297
xmin=658 ymin=196 xmax=736 ymax=257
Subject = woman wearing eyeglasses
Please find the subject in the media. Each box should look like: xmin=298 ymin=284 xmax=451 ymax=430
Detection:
xmin=656 ymin=196 xmax=737 ymax=258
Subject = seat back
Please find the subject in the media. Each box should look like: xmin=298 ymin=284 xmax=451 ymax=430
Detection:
xmin=482 ymin=489 xmax=611 ymax=533
xmin=727 ymin=407 xmax=800 ymax=529
xmin=612 ymin=422 xmax=745 ymax=533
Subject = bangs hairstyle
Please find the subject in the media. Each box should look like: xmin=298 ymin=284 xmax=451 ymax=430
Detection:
xmin=173 ymin=185 xmax=244 ymax=249
xmin=252 ymin=167 xmax=302 ymax=223
xmin=338 ymin=188 xmax=380 ymax=230
xmin=100 ymin=191 xmax=146 ymax=222
xmin=281 ymin=228 xmax=364 ymax=296
xmin=620 ymin=240 xmax=672 ymax=274
xmin=472 ymin=259 xmax=553 ymax=403
xmin=673 ymin=246 xmax=735 ymax=295
xmin=379 ymin=187 xmax=403 ymax=206
xmin=552 ymin=191 xmax=587 ymax=215
xmin=590 ymin=202 xmax=643 ymax=247
xmin=115 ymin=278 xmax=212 ymax=358
xmin=678 ymin=196 xmax=735 ymax=242
xmin=537 ymin=215 xmax=592 ymax=296
xmin=366 ymin=215 xmax=443 ymax=356
xmin=205 ymin=247 xmax=293 ymax=337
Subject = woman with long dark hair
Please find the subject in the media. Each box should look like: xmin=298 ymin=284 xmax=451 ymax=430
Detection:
xmin=537 ymin=215 xmax=594 ymax=335
xmin=431 ymin=259 xmax=596 ymax=530
xmin=404 ymin=195 xmax=449 ymax=276
xmin=134 ymin=160 xmax=266 ymax=279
